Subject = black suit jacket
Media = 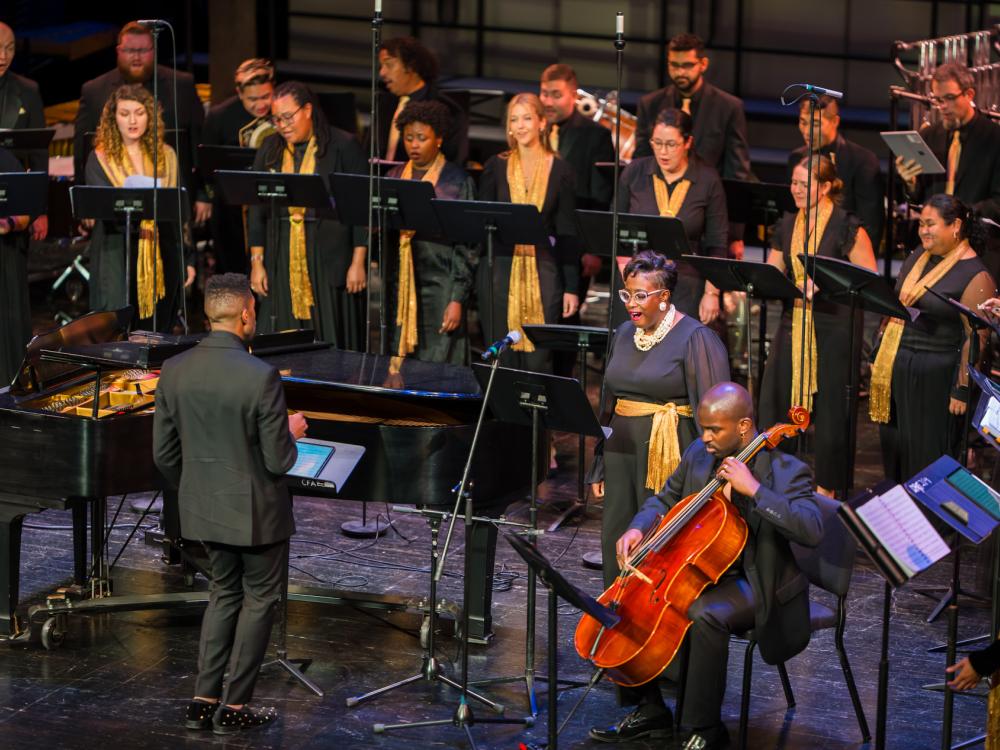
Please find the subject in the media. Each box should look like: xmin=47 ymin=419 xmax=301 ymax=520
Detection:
xmin=910 ymin=110 xmax=1000 ymax=222
xmin=788 ymin=133 xmax=884 ymax=245
xmin=74 ymin=65 xmax=205 ymax=197
xmin=373 ymin=84 xmax=469 ymax=165
xmin=634 ymin=81 xmax=753 ymax=181
xmin=153 ymin=331 xmax=298 ymax=547
xmin=555 ymin=110 xmax=615 ymax=209
xmin=0 ymin=72 xmax=46 ymax=172
xmin=202 ymin=95 xmax=256 ymax=147
xmin=631 ymin=439 xmax=822 ymax=665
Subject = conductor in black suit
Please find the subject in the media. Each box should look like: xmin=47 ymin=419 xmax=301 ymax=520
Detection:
xmin=787 ymin=95 xmax=883 ymax=247
xmin=74 ymin=21 xmax=210 ymax=224
xmin=591 ymin=382 xmax=822 ymax=750
xmin=153 ymin=273 xmax=308 ymax=735
xmin=0 ymin=22 xmax=48 ymax=241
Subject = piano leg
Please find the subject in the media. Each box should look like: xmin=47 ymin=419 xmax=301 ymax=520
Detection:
xmin=70 ymin=498 xmax=88 ymax=587
xmin=465 ymin=520 xmax=497 ymax=644
xmin=0 ymin=506 xmax=26 ymax=637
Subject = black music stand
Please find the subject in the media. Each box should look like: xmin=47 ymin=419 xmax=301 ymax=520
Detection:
xmin=522 ymin=323 xmax=609 ymax=532
xmin=0 ymin=172 xmax=49 ymax=216
xmin=0 ymin=127 xmax=55 ymax=164
xmin=801 ymin=255 xmax=911 ymax=498
xmin=469 ymin=364 xmax=603 ymax=714
xmin=683 ymin=256 xmax=800 ymax=401
xmin=723 ymin=179 xmax=796 ymax=235
xmin=71 ymin=186 xmax=189 ymax=331
xmin=214 ymin=170 xmax=335 ymax=329
xmin=431 ymin=199 xmax=550 ymax=350
xmin=197 ymin=144 xmax=256 ymax=182
xmin=504 ymin=531 xmax=620 ymax=750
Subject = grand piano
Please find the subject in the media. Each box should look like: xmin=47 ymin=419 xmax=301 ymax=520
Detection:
xmin=0 ymin=309 xmax=532 ymax=644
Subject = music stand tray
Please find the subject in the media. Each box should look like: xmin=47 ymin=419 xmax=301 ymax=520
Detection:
xmin=213 ymin=170 xmax=336 ymax=219
xmin=0 ymin=127 xmax=56 ymax=153
xmin=575 ymin=209 xmax=689 ymax=259
xmin=330 ymin=172 xmax=442 ymax=236
xmin=431 ymin=199 xmax=550 ymax=249
xmin=722 ymin=179 xmax=796 ymax=226
xmin=197 ymin=144 xmax=256 ymax=182
xmin=0 ymin=172 xmax=49 ymax=215
xmin=70 ymin=186 xmax=190 ymax=224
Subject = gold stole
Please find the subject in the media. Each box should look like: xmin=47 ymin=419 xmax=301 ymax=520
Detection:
xmin=652 ymin=172 xmax=690 ymax=217
xmin=615 ymin=398 xmax=694 ymax=491
xmin=869 ymin=242 xmax=969 ymax=423
xmin=280 ymin=137 xmax=318 ymax=321
xmin=505 ymin=150 xmax=552 ymax=352
xmin=788 ymin=199 xmax=833 ymax=412
xmin=396 ymin=153 xmax=446 ymax=356
xmin=96 ymin=147 xmax=177 ymax=320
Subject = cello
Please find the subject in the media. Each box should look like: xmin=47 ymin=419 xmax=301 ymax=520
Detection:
xmin=574 ymin=407 xmax=810 ymax=687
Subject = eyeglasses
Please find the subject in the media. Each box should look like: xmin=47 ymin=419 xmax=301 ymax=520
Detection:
xmin=618 ymin=289 xmax=666 ymax=304
xmin=270 ymin=105 xmax=304 ymax=126
xmin=120 ymin=46 xmax=154 ymax=56
xmin=649 ymin=139 xmax=684 ymax=151
xmin=929 ymin=92 xmax=967 ymax=105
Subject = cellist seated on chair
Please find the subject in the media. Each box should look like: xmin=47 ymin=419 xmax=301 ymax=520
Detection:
xmin=589 ymin=382 xmax=823 ymax=750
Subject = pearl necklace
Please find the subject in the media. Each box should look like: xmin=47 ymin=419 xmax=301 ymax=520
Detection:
xmin=633 ymin=305 xmax=677 ymax=351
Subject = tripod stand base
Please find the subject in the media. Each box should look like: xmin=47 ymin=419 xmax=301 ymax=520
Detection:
xmin=261 ymin=655 xmax=324 ymax=697
xmin=546 ymin=499 xmax=586 ymax=532
xmin=581 ymin=551 xmax=603 ymax=570
xmin=341 ymin=519 xmax=391 ymax=539
xmin=913 ymin=586 xmax=988 ymax=623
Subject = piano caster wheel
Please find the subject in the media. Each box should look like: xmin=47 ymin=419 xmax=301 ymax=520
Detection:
xmin=40 ymin=616 xmax=66 ymax=651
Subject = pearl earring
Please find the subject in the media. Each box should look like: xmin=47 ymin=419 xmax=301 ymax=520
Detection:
xmin=659 ymin=301 xmax=667 ymax=311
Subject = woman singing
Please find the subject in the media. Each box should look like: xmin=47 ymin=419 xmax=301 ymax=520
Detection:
xmin=248 ymin=81 xmax=368 ymax=349
xmin=872 ymin=193 xmax=995 ymax=482
xmin=616 ymin=108 xmax=727 ymax=325
xmin=758 ymin=155 xmax=876 ymax=497
xmin=589 ymin=250 xmax=729 ymax=587
xmin=386 ymin=100 xmax=476 ymax=364
xmin=477 ymin=92 xmax=579 ymax=372
xmin=84 ymin=83 xmax=190 ymax=331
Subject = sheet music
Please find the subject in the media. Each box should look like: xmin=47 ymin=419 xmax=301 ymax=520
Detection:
xmin=983 ymin=396 xmax=1000 ymax=436
xmin=856 ymin=484 xmax=951 ymax=579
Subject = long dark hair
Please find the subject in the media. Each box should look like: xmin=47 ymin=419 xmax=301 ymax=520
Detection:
xmin=260 ymin=81 xmax=331 ymax=169
xmin=925 ymin=193 xmax=989 ymax=255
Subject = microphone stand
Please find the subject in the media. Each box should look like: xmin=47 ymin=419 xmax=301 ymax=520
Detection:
xmin=598 ymin=12 xmax=626 ymax=422
xmin=151 ymin=24 xmax=161 ymax=333
xmin=365 ymin=2 xmax=384 ymax=354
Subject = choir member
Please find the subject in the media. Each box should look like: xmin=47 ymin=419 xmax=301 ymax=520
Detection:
xmin=872 ymin=194 xmax=994 ymax=482
xmin=787 ymin=95 xmax=883 ymax=248
xmin=476 ymin=92 xmax=579 ymax=372
xmin=0 ymin=146 xmax=31 ymax=384
xmin=617 ymin=108 xmax=727 ymax=324
xmin=84 ymin=84 xmax=190 ymax=331
xmin=758 ymin=155 xmax=876 ymax=497
xmin=247 ymin=81 xmax=367 ymax=349
xmin=385 ymin=100 xmax=476 ymax=364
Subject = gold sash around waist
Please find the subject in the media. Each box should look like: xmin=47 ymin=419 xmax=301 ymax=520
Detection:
xmin=615 ymin=398 xmax=694 ymax=491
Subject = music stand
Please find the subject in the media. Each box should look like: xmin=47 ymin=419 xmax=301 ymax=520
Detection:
xmin=801 ymin=255 xmax=911 ymax=498
xmin=722 ymin=179 xmax=796 ymax=231
xmin=683 ymin=256 xmax=801 ymax=401
xmin=469 ymin=364 xmax=603 ymax=714
xmin=0 ymin=172 xmax=49 ymax=216
xmin=214 ymin=170 xmax=335 ymax=330
xmin=504 ymin=531 xmax=620 ymax=750
xmin=0 ymin=127 xmax=55 ymax=164
xmin=196 ymin=145 xmax=256 ymax=183
xmin=522 ymin=323 xmax=609 ymax=532
xmin=431 ymin=199 xmax=550 ymax=350
xmin=71 ymin=186 xmax=189 ymax=331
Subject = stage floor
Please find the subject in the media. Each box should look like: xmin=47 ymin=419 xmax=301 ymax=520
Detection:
xmin=0 ymin=414 xmax=993 ymax=750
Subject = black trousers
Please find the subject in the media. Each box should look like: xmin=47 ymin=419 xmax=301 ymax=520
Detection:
xmin=624 ymin=575 xmax=756 ymax=729
xmin=194 ymin=538 xmax=288 ymax=705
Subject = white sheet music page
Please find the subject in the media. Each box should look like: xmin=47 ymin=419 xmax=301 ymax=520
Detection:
xmin=856 ymin=484 xmax=951 ymax=579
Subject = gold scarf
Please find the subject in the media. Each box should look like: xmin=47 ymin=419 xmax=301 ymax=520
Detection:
xmin=989 ymin=646 xmax=1000 ymax=749
xmin=652 ymin=172 xmax=690 ymax=217
xmin=396 ymin=153 xmax=446 ymax=356
xmin=869 ymin=242 xmax=969 ymax=423
xmin=505 ymin=150 xmax=551 ymax=352
xmin=280 ymin=137 xmax=318 ymax=321
xmin=615 ymin=398 xmax=694 ymax=491
xmin=96 ymin=147 xmax=177 ymax=320
xmin=788 ymin=199 xmax=833 ymax=412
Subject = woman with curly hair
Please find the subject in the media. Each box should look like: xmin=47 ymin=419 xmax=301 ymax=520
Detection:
xmin=248 ymin=81 xmax=368 ymax=349
xmin=84 ymin=83 xmax=189 ymax=331
xmin=476 ymin=92 xmax=579 ymax=372
xmin=385 ymin=99 xmax=476 ymax=363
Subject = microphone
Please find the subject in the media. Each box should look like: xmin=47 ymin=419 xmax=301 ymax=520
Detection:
xmin=801 ymin=83 xmax=843 ymax=100
xmin=614 ymin=11 xmax=625 ymax=50
xmin=137 ymin=19 xmax=169 ymax=28
xmin=481 ymin=330 xmax=521 ymax=361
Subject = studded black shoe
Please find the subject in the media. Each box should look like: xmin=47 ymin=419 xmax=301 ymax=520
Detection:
xmin=184 ymin=700 xmax=217 ymax=730
xmin=211 ymin=705 xmax=278 ymax=735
